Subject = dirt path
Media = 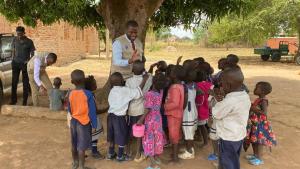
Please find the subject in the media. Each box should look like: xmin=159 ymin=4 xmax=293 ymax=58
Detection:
xmin=1 ymin=48 xmax=300 ymax=169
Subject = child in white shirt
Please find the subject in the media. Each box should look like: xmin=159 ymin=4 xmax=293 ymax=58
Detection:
xmin=212 ymin=68 xmax=251 ymax=169
xmin=126 ymin=60 xmax=152 ymax=162
xmin=107 ymin=72 xmax=149 ymax=162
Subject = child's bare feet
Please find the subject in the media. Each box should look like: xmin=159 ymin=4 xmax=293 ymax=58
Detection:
xmin=168 ymin=159 xmax=180 ymax=165
xmin=134 ymin=153 xmax=145 ymax=163
xmin=71 ymin=161 xmax=79 ymax=169
xmin=92 ymin=151 xmax=105 ymax=159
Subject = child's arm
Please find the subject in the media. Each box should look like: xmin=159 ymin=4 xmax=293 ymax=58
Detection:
xmin=136 ymin=108 xmax=150 ymax=125
xmin=251 ymin=99 xmax=268 ymax=115
xmin=139 ymin=73 xmax=149 ymax=90
xmin=164 ymin=87 xmax=181 ymax=112
xmin=148 ymin=62 xmax=158 ymax=74
xmin=87 ymin=92 xmax=98 ymax=129
xmin=176 ymin=56 xmax=183 ymax=65
xmin=212 ymin=99 xmax=232 ymax=120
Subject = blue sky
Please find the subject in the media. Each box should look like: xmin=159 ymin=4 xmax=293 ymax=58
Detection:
xmin=170 ymin=26 xmax=193 ymax=39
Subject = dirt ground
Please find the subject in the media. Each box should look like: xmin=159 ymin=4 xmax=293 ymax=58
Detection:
xmin=1 ymin=48 xmax=300 ymax=169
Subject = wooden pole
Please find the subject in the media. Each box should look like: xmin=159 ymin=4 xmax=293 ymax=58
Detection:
xmin=105 ymin=28 xmax=110 ymax=59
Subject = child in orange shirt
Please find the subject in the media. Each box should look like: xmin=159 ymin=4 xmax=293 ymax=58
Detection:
xmin=68 ymin=69 xmax=98 ymax=169
xmin=164 ymin=65 xmax=186 ymax=163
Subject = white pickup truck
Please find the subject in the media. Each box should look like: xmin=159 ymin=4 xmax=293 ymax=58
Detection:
xmin=0 ymin=33 xmax=14 ymax=107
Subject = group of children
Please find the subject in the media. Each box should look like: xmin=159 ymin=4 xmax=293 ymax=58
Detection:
xmin=49 ymin=54 xmax=277 ymax=169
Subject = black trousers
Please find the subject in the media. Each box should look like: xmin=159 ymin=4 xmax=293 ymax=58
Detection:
xmin=219 ymin=139 xmax=243 ymax=169
xmin=11 ymin=60 xmax=30 ymax=105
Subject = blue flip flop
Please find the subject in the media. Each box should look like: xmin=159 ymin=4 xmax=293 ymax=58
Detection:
xmin=208 ymin=154 xmax=218 ymax=161
xmin=145 ymin=167 xmax=160 ymax=169
xmin=249 ymin=158 xmax=264 ymax=166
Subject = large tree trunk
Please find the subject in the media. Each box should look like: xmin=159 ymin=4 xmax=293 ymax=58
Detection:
xmin=94 ymin=0 xmax=164 ymax=109
xmin=97 ymin=0 xmax=163 ymax=47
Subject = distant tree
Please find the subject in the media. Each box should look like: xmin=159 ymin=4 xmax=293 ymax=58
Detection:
xmin=193 ymin=25 xmax=208 ymax=44
xmin=154 ymin=27 xmax=172 ymax=40
xmin=207 ymin=0 xmax=300 ymax=46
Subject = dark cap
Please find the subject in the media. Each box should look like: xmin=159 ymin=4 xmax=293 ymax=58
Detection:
xmin=16 ymin=26 xmax=25 ymax=33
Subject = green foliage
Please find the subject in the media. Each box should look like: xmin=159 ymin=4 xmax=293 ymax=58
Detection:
xmin=207 ymin=0 xmax=300 ymax=46
xmin=154 ymin=27 xmax=171 ymax=40
xmin=0 ymin=0 xmax=105 ymax=29
xmin=151 ymin=0 xmax=259 ymax=30
xmin=0 ymin=0 xmax=256 ymax=31
xmin=193 ymin=25 xmax=207 ymax=44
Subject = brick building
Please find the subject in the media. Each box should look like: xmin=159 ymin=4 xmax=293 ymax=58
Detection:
xmin=0 ymin=15 xmax=99 ymax=64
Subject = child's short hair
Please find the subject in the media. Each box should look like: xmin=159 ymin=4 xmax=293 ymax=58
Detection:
xmin=157 ymin=60 xmax=167 ymax=72
xmin=172 ymin=65 xmax=186 ymax=81
xmin=166 ymin=64 xmax=175 ymax=77
xmin=183 ymin=59 xmax=194 ymax=71
xmin=132 ymin=60 xmax=145 ymax=75
xmin=196 ymin=70 xmax=208 ymax=82
xmin=257 ymin=81 xmax=272 ymax=95
xmin=198 ymin=62 xmax=212 ymax=75
xmin=153 ymin=73 xmax=167 ymax=90
xmin=227 ymin=54 xmax=239 ymax=65
xmin=110 ymin=72 xmax=124 ymax=86
xmin=53 ymin=77 xmax=62 ymax=88
xmin=85 ymin=75 xmax=97 ymax=91
xmin=71 ymin=69 xmax=85 ymax=85
xmin=185 ymin=70 xmax=197 ymax=83
xmin=193 ymin=57 xmax=205 ymax=64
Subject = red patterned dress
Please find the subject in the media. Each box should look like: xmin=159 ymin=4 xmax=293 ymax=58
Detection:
xmin=244 ymin=98 xmax=277 ymax=150
xmin=142 ymin=90 xmax=166 ymax=157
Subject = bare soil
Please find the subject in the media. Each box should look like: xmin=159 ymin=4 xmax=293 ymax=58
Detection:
xmin=1 ymin=48 xmax=300 ymax=169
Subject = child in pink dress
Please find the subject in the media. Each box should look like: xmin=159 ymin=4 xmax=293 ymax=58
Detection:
xmin=165 ymin=65 xmax=186 ymax=163
xmin=196 ymin=71 xmax=213 ymax=146
xmin=137 ymin=74 xmax=167 ymax=169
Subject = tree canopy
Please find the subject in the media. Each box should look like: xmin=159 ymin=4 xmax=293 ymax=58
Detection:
xmin=206 ymin=0 xmax=300 ymax=46
xmin=0 ymin=0 xmax=257 ymax=31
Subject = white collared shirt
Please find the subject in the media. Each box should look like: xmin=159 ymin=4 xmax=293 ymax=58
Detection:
xmin=126 ymin=74 xmax=153 ymax=116
xmin=33 ymin=56 xmax=47 ymax=87
xmin=108 ymin=86 xmax=143 ymax=116
xmin=112 ymin=34 xmax=136 ymax=67
xmin=212 ymin=91 xmax=251 ymax=141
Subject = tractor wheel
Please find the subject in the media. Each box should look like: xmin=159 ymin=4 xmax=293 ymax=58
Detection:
xmin=271 ymin=52 xmax=281 ymax=62
xmin=261 ymin=55 xmax=270 ymax=61
xmin=295 ymin=55 xmax=300 ymax=65
xmin=0 ymin=80 xmax=3 ymax=110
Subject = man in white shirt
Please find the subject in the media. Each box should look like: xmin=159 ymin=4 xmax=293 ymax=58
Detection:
xmin=27 ymin=52 xmax=57 ymax=106
xmin=106 ymin=72 xmax=149 ymax=162
xmin=212 ymin=68 xmax=251 ymax=169
xmin=111 ymin=20 xmax=146 ymax=80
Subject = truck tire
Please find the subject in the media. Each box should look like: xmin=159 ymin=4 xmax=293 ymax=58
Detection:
xmin=261 ymin=55 xmax=270 ymax=61
xmin=271 ymin=52 xmax=281 ymax=62
xmin=0 ymin=80 xmax=3 ymax=109
xmin=295 ymin=55 xmax=300 ymax=65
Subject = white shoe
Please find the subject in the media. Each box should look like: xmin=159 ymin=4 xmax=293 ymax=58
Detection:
xmin=179 ymin=148 xmax=195 ymax=159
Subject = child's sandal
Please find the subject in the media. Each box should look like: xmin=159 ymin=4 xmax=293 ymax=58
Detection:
xmin=245 ymin=154 xmax=256 ymax=160
xmin=249 ymin=158 xmax=264 ymax=166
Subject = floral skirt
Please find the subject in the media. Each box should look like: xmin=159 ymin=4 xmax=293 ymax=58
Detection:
xmin=245 ymin=113 xmax=277 ymax=149
xmin=143 ymin=111 xmax=166 ymax=157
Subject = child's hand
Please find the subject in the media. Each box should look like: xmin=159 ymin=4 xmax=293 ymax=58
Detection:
xmin=136 ymin=120 xmax=143 ymax=125
xmin=151 ymin=62 xmax=158 ymax=67
xmin=176 ymin=56 xmax=183 ymax=65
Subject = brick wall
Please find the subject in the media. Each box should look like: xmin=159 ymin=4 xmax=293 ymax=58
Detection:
xmin=0 ymin=15 xmax=99 ymax=65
